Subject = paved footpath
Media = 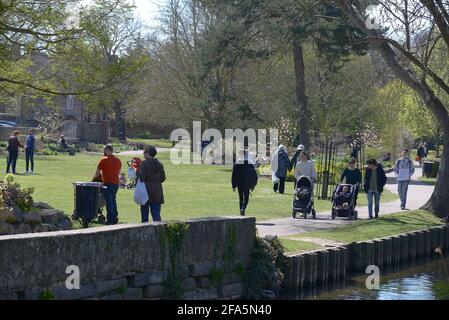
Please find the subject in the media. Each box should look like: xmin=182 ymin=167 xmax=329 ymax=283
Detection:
xmin=257 ymin=165 xmax=435 ymax=238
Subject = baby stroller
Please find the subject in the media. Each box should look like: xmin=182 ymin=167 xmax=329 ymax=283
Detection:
xmin=331 ymin=184 xmax=358 ymax=220
xmin=126 ymin=157 xmax=142 ymax=189
xmin=292 ymin=176 xmax=316 ymax=219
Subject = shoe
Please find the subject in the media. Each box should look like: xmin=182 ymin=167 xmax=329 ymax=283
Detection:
xmin=369 ymin=216 xmax=374 ymax=220
xmin=240 ymin=209 xmax=245 ymax=216
xmin=375 ymin=214 xmax=379 ymax=219
xmin=29 ymin=170 xmax=33 ymax=175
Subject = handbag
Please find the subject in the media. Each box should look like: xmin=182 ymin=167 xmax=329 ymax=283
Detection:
xmin=133 ymin=178 xmax=149 ymax=205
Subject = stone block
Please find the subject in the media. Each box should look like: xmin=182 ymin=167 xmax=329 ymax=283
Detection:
xmin=221 ymin=283 xmax=242 ymax=297
xmin=55 ymin=216 xmax=72 ymax=230
xmin=129 ymin=271 xmax=167 ymax=287
xmin=32 ymin=224 xmax=48 ymax=233
xmin=144 ymin=285 xmax=164 ymax=299
xmin=197 ymin=277 xmax=211 ymax=288
xmin=182 ymin=277 xmax=197 ymax=291
xmin=23 ymin=212 xmax=42 ymax=225
xmin=0 ymin=222 xmax=15 ymax=235
xmin=55 ymin=283 xmax=97 ymax=300
xmin=96 ymin=278 xmax=127 ymax=294
xmin=123 ymin=287 xmax=143 ymax=300
xmin=184 ymin=290 xmax=198 ymax=300
xmin=222 ymin=272 xmax=241 ymax=285
xmin=0 ymin=292 xmax=18 ymax=300
xmin=40 ymin=210 xmax=60 ymax=225
xmin=15 ymin=223 xmax=32 ymax=234
xmin=197 ymin=288 xmax=218 ymax=300
xmin=101 ymin=293 xmax=123 ymax=300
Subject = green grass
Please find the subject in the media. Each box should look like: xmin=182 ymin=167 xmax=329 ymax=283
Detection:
xmin=280 ymin=239 xmax=323 ymax=254
xmin=0 ymin=153 xmax=397 ymax=227
xmin=418 ymin=176 xmax=437 ymax=184
xmin=289 ymin=210 xmax=444 ymax=244
xmin=126 ymin=138 xmax=173 ymax=148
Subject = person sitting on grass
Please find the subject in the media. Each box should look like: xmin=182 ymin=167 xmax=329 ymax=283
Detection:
xmin=59 ymin=135 xmax=70 ymax=149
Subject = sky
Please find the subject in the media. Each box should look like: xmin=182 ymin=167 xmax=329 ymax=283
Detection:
xmin=80 ymin=0 xmax=165 ymax=26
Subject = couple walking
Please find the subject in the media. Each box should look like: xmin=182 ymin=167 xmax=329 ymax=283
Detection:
xmin=6 ymin=129 xmax=36 ymax=175
xmin=94 ymin=144 xmax=166 ymax=225
xmin=270 ymin=144 xmax=316 ymax=194
xmin=345 ymin=147 xmax=414 ymax=220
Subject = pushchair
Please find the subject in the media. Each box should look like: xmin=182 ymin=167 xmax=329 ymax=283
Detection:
xmin=126 ymin=157 xmax=142 ymax=189
xmin=292 ymin=176 xmax=316 ymax=219
xmin=331 ymin=184 xmax=358 ymax=220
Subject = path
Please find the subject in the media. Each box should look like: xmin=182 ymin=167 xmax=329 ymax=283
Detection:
xmin=257 ymin=165 xmax=435 ymax=238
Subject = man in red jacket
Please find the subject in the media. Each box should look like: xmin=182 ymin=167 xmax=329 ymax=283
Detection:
xmin=94 ymin=145 xmax=122 ymax=225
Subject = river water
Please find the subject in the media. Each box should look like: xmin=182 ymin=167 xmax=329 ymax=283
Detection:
xmin=284 ymin=256 xmax=449 ymax=300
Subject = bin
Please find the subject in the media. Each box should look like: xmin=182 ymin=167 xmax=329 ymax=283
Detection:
xmin=422 ymin=161 xmax=439 ymax=178
xmin=72 ymin=182 xmax=104 ymax=227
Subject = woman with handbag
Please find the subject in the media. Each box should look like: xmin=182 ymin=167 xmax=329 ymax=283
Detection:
xmin=136 ymin=145 xmax=166 ymax=222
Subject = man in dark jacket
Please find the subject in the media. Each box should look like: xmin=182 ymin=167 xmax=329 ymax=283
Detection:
xmin=25 ymin=129 xmax=35 ymax=174
xmin=232 ymin=150 xmax=258 ymax=216
xmin=138 ymin=145 xmax=166 ymax=222
xmin=6 ymin=130 xmax=24 ymax=174
xmin=364 ymin=159 xmax=387 ymax=219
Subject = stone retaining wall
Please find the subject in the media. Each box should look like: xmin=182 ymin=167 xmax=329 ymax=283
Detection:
xmin=0 ymin=216 xmax=255 ymax=300
xmin=284 ymin=225 xmax=449 ymax=290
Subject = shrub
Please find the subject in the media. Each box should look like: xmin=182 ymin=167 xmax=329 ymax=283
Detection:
xmin=137 ymin=131 xmax=152 ymax=139
xmin=40 ymin=148 xmax=58 ymax=156
xmin=0 ymin=175 xmax=34 ymax=211
xmin=242 ymin=237 xmax=287 ymax=299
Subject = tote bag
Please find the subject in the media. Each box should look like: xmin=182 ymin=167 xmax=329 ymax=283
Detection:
xmin=134 ymin=178 xmax=149 ymax=205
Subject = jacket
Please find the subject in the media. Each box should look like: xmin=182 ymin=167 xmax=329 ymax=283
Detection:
xmin=137 ymin=157 xmax=166 ymax=204
xmin=276 ymin=149 xmax=291 ymax=178
xmin=232 ymin=161 xmax=258 ymax=190
xmin=364 ymin=164 xmax=387 ymax=193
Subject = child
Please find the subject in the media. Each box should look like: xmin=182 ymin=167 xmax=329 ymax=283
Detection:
xmin=119 ymin=172 xmax=127 ymax=188
xmin=334 ymin=185 xmax=351 ymax=209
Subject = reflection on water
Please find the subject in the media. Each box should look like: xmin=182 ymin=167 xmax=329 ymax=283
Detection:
xmin=284 ymin=256 xmax=449 ymax=300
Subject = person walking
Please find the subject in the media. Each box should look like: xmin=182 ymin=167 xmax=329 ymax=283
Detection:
xmin=290 ymin=144 xmax=305 ymax=170
xmin=395 ymin=148 xmax=415 ymax=210
xmin=294 ymin=151 xmax=317 ymax=182
xmin=417 ymin=143 xmax=425 ymax=167
xmin=232 ymin=149 xmax=258 ymax=216
xmin=339 ymin=158 xmax=362 ymax=206
xmin=364 ymin=159 xmax=387 ymax=219
xmin=271 ymin=145 xmax=290 ymax=194
xmin=6 ymin=130 xmax=24 ymax=174
xmin=24 ymin=129 xmax=35 ymax=175
xmin=94 ymin=145 xmax=122 ymax=225
xmin=137 ymin=145 xmax=166 ymax=222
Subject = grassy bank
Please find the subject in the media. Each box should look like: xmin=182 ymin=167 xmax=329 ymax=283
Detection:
xmin=281 ymin=210 xmax=444 ymax=254
xmin=0 ymin=153 xmax=398 ymax=227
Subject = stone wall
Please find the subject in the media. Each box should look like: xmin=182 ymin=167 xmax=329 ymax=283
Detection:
xmin=0 ymin=216 xmax=256 ymax=300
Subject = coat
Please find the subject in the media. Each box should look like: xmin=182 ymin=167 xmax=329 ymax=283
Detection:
xmin=232 ymin=161 xmax=258 ymax=190
xmin=276 ymin=149 xmax=291 ymax=178
xmin=364 ymin=164 xmax=387 ymax=193
xmin=137 ymin=157 xmax=166 ymax=204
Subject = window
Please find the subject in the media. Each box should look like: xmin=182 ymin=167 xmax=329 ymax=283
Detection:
xmin=66 ymin=95 xmax=74 ymax=110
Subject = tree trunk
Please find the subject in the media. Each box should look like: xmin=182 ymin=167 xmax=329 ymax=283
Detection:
xmin=292 ymin=40 xmax=311 ymax=150
xmin=114 ymin=103 xmax=127 ymax=142
xmin=422 ymin=135 xmax=449 ymax=218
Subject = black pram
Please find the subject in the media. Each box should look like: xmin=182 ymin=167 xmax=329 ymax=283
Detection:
xmin=331 ymin=184 xmax=358 ymax=220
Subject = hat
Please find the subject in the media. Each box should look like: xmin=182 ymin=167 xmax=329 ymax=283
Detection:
xmin=297 ymin=144 xmax=305 ymax=151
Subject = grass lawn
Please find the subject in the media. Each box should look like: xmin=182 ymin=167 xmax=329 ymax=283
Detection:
xmin=281 ymin=239 xmax=323 ymax=254
xmin=126 ymin=138 xmax=173 ymax=148
xmin=0 ymin=152 xmax=397 ymax=227
xmin=280 ymin=210 xmax=444 ymax=254
xmin=418 ymin=176 xmax=437 ymax=184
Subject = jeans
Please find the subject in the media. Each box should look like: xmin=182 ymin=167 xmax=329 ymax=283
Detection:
xmin=25 ymin=148 xmax=34 ymax=172
xmin=103 ymin=184 xmax=119 ymax=223
xmin=367 ymin=191 xmax=381 ymax=218
xmin=6 ymin=151 xmax=18 ymax=174
xmin=141 ymin=202 xmax=161 ymax=222
xmin=238 ymin=187 xmax=250 ymax=214
xmin=273 ymin=177 xmax=286 ymax=194
xmin=398 ymin=180 xmax=410 ymax=208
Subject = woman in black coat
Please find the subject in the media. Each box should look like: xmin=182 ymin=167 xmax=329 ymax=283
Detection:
xmin=232 ymin=151 xmax=258 ymax=216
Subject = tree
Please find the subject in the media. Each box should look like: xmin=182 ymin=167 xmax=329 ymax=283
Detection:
xmin=336 ymin=0 xmax=449 ymax=217
xmin=56 ymin=0 xmax=148 ymax=141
